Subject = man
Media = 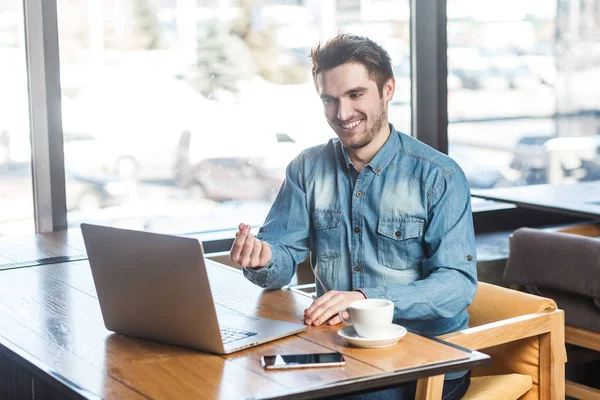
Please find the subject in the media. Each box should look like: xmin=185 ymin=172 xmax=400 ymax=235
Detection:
xmin=230 ymin=34 xmax=476 ymax=399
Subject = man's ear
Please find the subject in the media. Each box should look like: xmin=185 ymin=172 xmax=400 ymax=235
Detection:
xmin=383 ymin=77 xmax=395 ymax=101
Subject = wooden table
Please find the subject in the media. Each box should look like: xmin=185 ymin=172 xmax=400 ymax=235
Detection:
xmin=472 ymin=181 xmax=600 ymax=220
xmin=0 ymin=232 xmax=489 ymax=399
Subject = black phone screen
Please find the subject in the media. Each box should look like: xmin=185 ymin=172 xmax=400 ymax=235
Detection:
xmin=261 ymin=352 xmax=345 ymax=369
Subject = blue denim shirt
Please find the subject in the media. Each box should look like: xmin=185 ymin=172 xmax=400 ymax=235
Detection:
xmin=244 ymin=125 xmax=477 ymax=338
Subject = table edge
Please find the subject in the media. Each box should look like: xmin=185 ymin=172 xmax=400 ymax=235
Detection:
xmin=255 ymin=351 xmax=490 ymax=400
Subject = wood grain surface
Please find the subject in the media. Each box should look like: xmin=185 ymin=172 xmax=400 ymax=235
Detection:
xmin=0 ymin=232 xmax=487 ymax=399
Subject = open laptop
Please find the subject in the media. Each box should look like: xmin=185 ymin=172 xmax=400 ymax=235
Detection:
xmin=81 ymin=223 xmax=306 ymax=354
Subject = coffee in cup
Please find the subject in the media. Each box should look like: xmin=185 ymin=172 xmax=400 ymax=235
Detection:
xmin=339 ymin=298 xmax=394 ymax=338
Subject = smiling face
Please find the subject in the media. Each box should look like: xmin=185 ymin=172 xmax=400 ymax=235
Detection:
xmin=316 ymin=62 xmax=395 ymax=151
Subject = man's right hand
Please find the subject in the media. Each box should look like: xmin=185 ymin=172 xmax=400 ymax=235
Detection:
xmin=230 ymin=223 xmax=272 ymax=269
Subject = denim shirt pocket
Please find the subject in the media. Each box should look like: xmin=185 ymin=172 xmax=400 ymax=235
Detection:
xmin=312 ymin=209 xmax=342 ymax=260
xmin=377 ymin=217 xmax=425 ymax=270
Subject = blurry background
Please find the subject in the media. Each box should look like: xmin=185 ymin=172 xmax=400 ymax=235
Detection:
xmin=0 ymin=0 xmax=599 ymax=236
xmin=447 ymin=0 xmax=600 ymax=193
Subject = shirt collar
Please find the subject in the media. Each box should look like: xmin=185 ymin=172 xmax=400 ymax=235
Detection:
xmin=340 ymin=142 xmax=353 ymax=169
xmin=338 ymin=123 xmax=399 ymax=175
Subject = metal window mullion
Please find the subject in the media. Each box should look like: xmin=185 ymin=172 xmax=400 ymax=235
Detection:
xmin=410 ymin=0 xmax=448 ymax=153
xmin=23 ymin=0 xmax=67 ymax=233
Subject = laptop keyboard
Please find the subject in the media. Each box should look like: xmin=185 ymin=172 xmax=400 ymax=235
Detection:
xmin=220 ymin=327 xmax=258 ymax=344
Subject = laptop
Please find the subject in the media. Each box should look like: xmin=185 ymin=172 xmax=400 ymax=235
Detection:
xmin=80 ymin=223 xmax=306 ymax=354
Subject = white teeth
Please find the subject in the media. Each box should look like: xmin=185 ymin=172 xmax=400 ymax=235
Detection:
xmin=342 ymin=120 xmax=361 ymax=129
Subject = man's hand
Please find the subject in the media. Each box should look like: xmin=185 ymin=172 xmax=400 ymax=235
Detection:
xmin=230 ymin=223 xmax=272 ymax=268
xmin=304 ymin=290 xmax=365 ymax=326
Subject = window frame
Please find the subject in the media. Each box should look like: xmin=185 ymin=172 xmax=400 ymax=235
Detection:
xmin=22 ymin=0 xmax=580 ymax=244
xmin=23 ymin=0 xmax=67 ymax=233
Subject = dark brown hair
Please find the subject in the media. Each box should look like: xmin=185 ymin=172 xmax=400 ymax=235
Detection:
xmin=310 ymin=33 xmax=394 ymax=94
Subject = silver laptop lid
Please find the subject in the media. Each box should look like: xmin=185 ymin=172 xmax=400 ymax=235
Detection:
xmin=81 ymin=223 xmax=225 ymax=353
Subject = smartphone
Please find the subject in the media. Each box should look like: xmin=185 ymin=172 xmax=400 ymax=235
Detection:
xmin=261 ymin=352 xmax=346 ymax=370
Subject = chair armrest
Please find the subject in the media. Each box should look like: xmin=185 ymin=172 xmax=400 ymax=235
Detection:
xmin=439 ymin=310 xmax=562 ymax=351
xmin=467 ymin=282 xmax=557 ymax=327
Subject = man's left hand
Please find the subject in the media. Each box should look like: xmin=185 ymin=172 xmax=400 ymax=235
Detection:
xmin=304 ymin=290 xmax=365 ymax=326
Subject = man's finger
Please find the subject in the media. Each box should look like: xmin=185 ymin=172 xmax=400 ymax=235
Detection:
xmin=249 ymin=239 xmax=262 ymax=266
xmin=305 ymin=295 xmax=342 ymax=326
xmin=304 ymin=291 xmax=334 ymax=317
xmin=259 ymin=241 xmax=272 ymax=266
xmin=328 ymin=315 xmax=342 ymax=325
xmin=240 ymin=234 xmax=255 ymax=267
xmin=230 ymin=224 xmax=250 ymax=263
xmin=230 ymin=235 xmax=248 ymax=263
xmin=310 ymin=305 xmax=340 ymax=326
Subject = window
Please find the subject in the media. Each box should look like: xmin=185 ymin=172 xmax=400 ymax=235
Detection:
xmin=58 ymin=0 xmax=410 ymax=234
xmin=0 ymin=1 xmax=35 ymax=236
xmin=447 ymin=0 xmax=600 ymax=190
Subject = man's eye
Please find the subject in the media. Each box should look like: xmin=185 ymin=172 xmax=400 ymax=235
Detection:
xmin=322 ymin=98 xmax=333 ymax=104
xmin=350 ymin=93 xmax=363 ymax=99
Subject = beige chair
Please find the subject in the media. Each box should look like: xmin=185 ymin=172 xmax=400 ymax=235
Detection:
xmin=440 ymin=282 xmax=566 ymax=400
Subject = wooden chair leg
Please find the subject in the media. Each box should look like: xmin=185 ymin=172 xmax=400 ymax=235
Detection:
xmin=566 ymin=380 xmax=600 ymax=400
xmin=566 ymin=325 xmax=600 ymax=352
xmin=415 ymin=375 xmax=444 ymax=400
xmin=539 ymin=310 xmax=566 ymax=400
xmin=565 ymin=326 xmax=600 ymax=400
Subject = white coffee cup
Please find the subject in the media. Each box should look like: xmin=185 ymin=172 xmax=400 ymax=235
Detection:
xmin=339 ymin=299 xmax=394 ymax=338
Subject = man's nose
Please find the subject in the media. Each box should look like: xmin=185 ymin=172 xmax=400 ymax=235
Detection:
xmin=337 ymin=99 xmax=353 ymax=122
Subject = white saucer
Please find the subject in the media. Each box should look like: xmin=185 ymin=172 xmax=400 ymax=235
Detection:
xmin=337 ymin=324 xmax=407 ymax=348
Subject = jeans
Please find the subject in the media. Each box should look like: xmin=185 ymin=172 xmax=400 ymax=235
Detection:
xmin=340 ymin=371 xmax=471 ymax=400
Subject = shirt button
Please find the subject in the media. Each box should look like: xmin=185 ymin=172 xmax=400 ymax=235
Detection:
xmin=354 ymin=227 xmax=360 ymax=233
xmin=354 ymin=266 xmax=361 ymax=272
xmin=375 ymin=168 xmax=381 ymax=173
xmin=395 ymin=231 xmax=401 ymax=238
xmin=356 ymin=191 xmax=362 ymax=198
xmin=467 ymin=255 xmax=474 ymax=261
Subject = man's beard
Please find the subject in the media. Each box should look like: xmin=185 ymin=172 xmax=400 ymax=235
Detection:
xmin=343 ymin=101 xmax=387 ymax=150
